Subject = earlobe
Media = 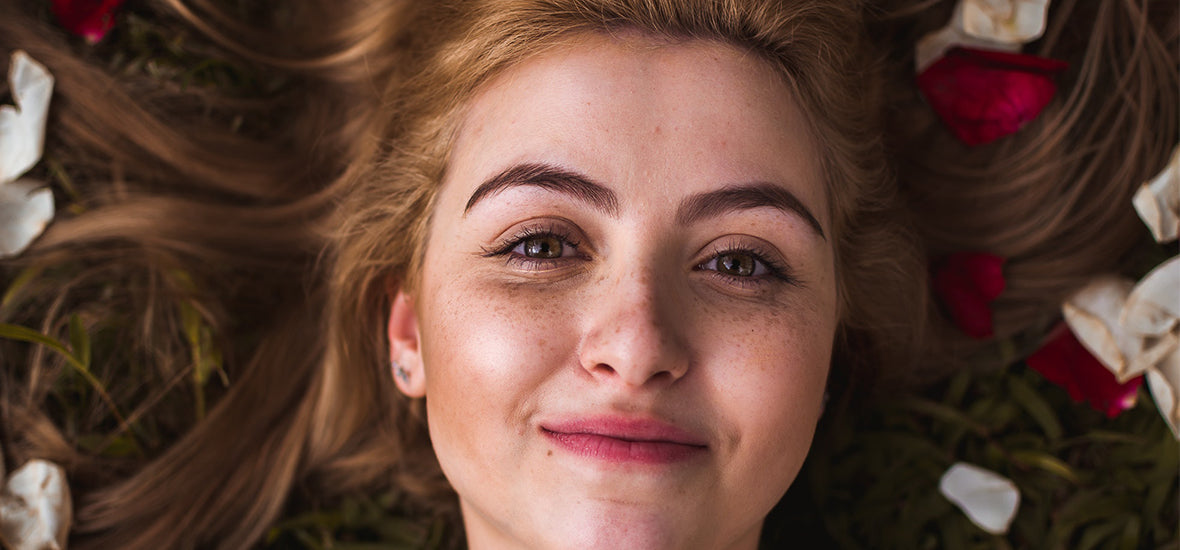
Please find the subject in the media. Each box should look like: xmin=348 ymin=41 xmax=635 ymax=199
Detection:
xmin=388 ymin=289 xmax=427 ymax=398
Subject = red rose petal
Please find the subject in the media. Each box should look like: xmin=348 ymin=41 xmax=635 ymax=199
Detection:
xmin=1026 ymin=324 xmax=1143 ymax=418
xmin=933 ymin=252 xmax=1007 ymax=339
xmin=52 ymin=0 xmax=126 ymax=44
xmin=953 ymin=252 xmax=1006 ymax=300
xmin=918 ymin=47 xmax=1068 ymax=146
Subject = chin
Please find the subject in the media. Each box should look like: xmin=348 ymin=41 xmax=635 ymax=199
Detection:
xmin=538 ymin=499 xmax=756 ymax=550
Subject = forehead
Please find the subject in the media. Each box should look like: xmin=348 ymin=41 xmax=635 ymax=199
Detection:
xmin=443 ymin=33 xmax=827 ymax=228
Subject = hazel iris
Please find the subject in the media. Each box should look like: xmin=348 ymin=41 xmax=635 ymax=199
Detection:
xmin=717 ymin=252 xmax=755 ymax=277
xmin=523 ymin=236 xmax=563 ymax=258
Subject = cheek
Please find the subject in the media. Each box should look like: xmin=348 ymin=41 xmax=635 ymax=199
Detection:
xmin=695 ymin=295 xmax=834 ymax=486
xmin=417 ymin=274 xmax=578 ymax=457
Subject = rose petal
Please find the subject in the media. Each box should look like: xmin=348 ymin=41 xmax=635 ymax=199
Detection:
xmin=914 ymin=25 xmax=1021 ymax=73
xmin=1129 ymin=331 xmax=1179 ymax=384
xmin=1063 ymin=276 xmax=1144 ymax=381
xmin=958 ymin=252 xmax=1006 ymax=300
xmin=0 ymin=51 xmax=54 ymax=184
xmin=1132 ymin=145 xmax=1180 ymax=243
xmin=960 ymin=0 xmax=1051 ymax=45
xmin=933 ymin=252 xmax=1006 ymax=339
xmin=1026 ymin=324 xmax=1143 ymax=417
xmin=51 ymin=0 xmax=127 ymax=44
xmin=1146 ymin=349 xmax=1180 ymax=439
xmin=934 ymin=267 xmax=995 ymax=339
xmin=917 ymin=47 xmax=1067 ymax=146
xmin=939 ymin=462 xmax=1020 ymax=535
xmin=0 ymin=179 xmax=55 ymax=258
xmin=0 ymin=460 xmax=71 ymax=550
xmin=1120 ymin=256 xmax=1180 ymax=337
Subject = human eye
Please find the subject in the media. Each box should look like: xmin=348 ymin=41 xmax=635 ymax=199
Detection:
xmin=480 ymin=222 xmax=586 ymax=272
xmin=694 ymin=240 xmax=799 ymax=290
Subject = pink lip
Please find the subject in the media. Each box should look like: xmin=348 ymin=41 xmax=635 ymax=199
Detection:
xmin=541 ymin=416 xmax=708 ymax=465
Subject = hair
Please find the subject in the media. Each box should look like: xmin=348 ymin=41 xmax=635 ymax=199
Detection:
xmin=0 ymin=0 xmax=1175 ymax=548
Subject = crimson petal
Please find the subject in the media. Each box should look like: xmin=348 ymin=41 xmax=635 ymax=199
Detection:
xmin=1026 ymin=324 xmax=1143 ymax=418
xmin=52 ymin=0 xmax=126 ymax=44
xmin=918 ymin=47 xmax=1068 ymax=146
xmin=933 ymin=252 xmax=1007 ymax=339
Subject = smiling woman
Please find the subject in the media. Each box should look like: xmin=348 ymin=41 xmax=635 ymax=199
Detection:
xmin=388 ymin=36 xmax=837 ymax=548
xmin=0 ymin=0 xmax=1175 ymax=549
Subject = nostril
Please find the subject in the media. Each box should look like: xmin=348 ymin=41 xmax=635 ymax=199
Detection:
xmin=592 ymin=363 xmax=617 ymax=376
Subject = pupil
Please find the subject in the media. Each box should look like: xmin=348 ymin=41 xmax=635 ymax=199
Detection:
xmin=524 ymin=236 xmax=561 ymax=258
xmin=720 ymin=253 xmax=754 ymax=276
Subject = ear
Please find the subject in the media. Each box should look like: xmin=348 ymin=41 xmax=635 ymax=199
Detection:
xmin=388 ymin=288 xmax=427 ymax=398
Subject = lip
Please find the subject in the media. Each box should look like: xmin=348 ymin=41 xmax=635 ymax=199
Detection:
xmin=541 ymin=416 xmax=709 ymax=465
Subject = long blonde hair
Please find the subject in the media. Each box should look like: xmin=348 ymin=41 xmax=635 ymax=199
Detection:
xmin=0 ymin=0 xmax=1174 ymax=548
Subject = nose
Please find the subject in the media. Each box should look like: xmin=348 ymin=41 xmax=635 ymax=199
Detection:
xmin=578 ymin=263 xmax=691 ymax=388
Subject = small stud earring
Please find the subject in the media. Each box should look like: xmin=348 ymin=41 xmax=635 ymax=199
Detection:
xmin=394 ymin=360 xmax=410 ymax=384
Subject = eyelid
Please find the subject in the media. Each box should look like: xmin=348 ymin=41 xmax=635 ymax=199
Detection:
xmin=480 ymin=219 xmax=585 ymax=257
xmin=694 ymin=236 xmax=800 ymax=287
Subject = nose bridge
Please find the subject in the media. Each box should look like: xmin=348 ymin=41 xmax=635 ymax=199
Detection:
xmin=580 ymin=251 xmax=690 ymax=387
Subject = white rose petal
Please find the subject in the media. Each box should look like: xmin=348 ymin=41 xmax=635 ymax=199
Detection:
xmin=0 ymin=51 xmax=54 ymax=184
xmin=0 ymin=179 xmax=54 ymax=258
xmin=915 ymin=24 xmax=1020 ymax=73
xmin=1146 ymin=349 xmax=1180 ymax=439
xmin=1063 ymin=276 xmax=1145 ymax=381
xmin=1133 ymin=146 xmax=1180 ymax=243
xmin=960 ymin=0 xmax=1051 ymax=45
xmin=939 ymin=462 xmax=1020 ymax=535
xmin=0 ymin=460 xmax=72 ymax=550
xmin=1121 ymin=256 xmax=1180 ymax=337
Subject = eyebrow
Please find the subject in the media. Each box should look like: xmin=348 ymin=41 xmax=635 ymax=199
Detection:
xmin=464 ymin=163 xmax=620 ymax=216
xmin=676 ymin=183 xmax=826 ymax=240
xmin=464 ymin=162 xmax=825 ymax=240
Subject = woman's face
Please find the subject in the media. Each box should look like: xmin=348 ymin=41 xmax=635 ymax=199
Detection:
xmin=388 ymin=34 xmax=838 ymax=550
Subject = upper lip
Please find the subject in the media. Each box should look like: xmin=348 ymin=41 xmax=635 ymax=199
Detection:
xmin=541 ymin=415 xmax=708 ymax=447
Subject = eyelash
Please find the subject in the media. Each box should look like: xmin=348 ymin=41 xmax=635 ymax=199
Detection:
xmin=696 ymin=243 xmax=799 ymax=289
xmin=480 ymin=224 xmax=584 ymax=270
xmin=481 ymin=225 xmax=799 ymax=289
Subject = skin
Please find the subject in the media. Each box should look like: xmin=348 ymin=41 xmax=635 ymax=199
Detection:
xmin=388 ymin=34 xmax=838 ymax=550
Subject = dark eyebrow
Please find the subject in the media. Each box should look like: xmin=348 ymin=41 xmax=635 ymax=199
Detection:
xmin=464 ymin=163 xmax=620 ymax=216
xmin=676 ymin=183 xmax=826 ymax=240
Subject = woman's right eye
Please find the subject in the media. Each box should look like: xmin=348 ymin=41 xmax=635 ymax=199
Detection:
xmin=481 ymin=224 xmax=585 ymax=271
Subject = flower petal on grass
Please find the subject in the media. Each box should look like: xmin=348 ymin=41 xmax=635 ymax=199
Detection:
xmin=939 ymin=462 xmax=1020 ymax=535
xmin=0 ymin=460 xmax=72 ymax=550
xmin=1132 ymin=146 xmax=1179 ymax=243
xmin=1146 ymin=350 xmax=1180 ymax=439
xmin=960 ymin=0 xmax=1051 ymax=45
xmin=1121 ymin=256 xmax=1180 ymax=337
xmin=1063 ymin=276 xmax=1144 ymax=381
xmin=1026 ymin=323 xmax=1143 ymax=417
xmin=0 ymin=179 xmax=55 ymax=258
xmin=0 ymin=51 xmax=54 ymax=184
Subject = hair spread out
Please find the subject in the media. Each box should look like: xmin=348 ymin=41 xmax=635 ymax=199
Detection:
xmin=0 ymin=0 xmax=1175 ymax=548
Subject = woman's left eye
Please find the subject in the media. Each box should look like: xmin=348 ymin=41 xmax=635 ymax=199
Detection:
xmin=695 ymin=245 xmax=797 ymax=288
xmin=707 ymin=251 xmax=764 ymax=277
xmin=699 ymin=250 xmax=771 ymax=277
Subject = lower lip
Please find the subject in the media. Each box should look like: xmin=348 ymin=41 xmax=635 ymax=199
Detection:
xmin=543 ymin=430 xmax=707 ymax=465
